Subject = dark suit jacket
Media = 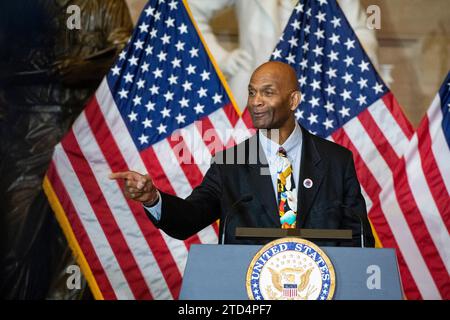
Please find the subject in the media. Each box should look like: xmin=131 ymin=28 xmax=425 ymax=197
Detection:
xmin=146 ymin=126 xmax=375 ymax=247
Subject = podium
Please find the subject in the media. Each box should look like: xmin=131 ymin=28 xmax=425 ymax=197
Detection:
xmin=179 ymin=243 xmax=403 ymax=300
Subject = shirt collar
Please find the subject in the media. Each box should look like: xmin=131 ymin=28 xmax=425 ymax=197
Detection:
xmin=258 ymin=121 xmax=302 ymax=161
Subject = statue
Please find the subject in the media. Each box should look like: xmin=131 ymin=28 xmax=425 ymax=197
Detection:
xmin=0 ymin=0 xmax=132 ymax=299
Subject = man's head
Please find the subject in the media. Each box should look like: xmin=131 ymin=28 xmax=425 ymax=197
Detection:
xmin=247 ymin=61 xmax=301 ymax=130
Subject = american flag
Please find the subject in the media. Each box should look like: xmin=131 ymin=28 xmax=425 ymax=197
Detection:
xmin=283 ymin=284 xmax=298 ymax=298
xmin=271 ymin=0 xmax=449 ymax=299
xmin=43 ymin=0 xmax=253 ymax=299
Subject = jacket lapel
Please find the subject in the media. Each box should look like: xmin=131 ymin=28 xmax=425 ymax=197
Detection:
xmin=246 ymin=134 xmax=280 ymax=227
xmin=297 ymin=127 xmax=325 ymax=228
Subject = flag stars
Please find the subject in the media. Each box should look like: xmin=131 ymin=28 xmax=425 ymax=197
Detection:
xmin=111 ymin=65 xmax=120 ymax=76
xmin=314 ymin=28 xmax=325 ymax=40
xmin=182 ymin=80 xmax=193 ymax=91
xmin=141 ymin=62 xmax=150 ymax=73
xmin=194 ymin=103 xmax=205 ymax=114
xmin=161 ymin=33 xmax=171 ymax=44
xmin=179 ymin=97 xmax=189 ymax=108
xmin=342 ymin=72 xmax=353 ymax=84
xmin=272 ymin=48 xmax=282 ymax=59
xmin=153 ymin=67 xmax=163 ymax=78
xmin=326 ymin=67 xmax=337 ymax=79
xmin=315 ymin=11 xmax=326 ymax=23
xmin=133 ymin=95 xmax=142 ymax=106
xmin=357 ymin=94 xmax=367 ymax=106
xmin=212 ymin=93 xmax=222 ymax=104
xmin=373 ymin=82 xmax=384 ymax=94
xmin=149 ymin=85 xmax=159 ymax=95
xmin=298 ymin=75 xmax=307 ymax=87
xmin=340 ymin=89 xmax=352 ymax=101
xmin=124 ymin=72 xmax=134 ymax=83
xmin=157 ymin=51 xmax=167 ymax=62
xmin=312 ymin=45 xmax=324 ymax=57
xmin=310 ymin=79 xmax=321 ymax=91
xmin=329 ymin=33 xmax=340 ymax=45
xmin=178 ymin=23 xmax=188 ymax=34
xmin=168 ymin=74 xmax=178 ymax=85
xmin=160 ymin=107 xmax=171 ymax=118
xmin=197 ymin=87 xmax=208 ymax=98
xmin=171 ymin=57 xmax=182 ymax=69
xmin=344 ymin=38 xmax=356 ymax=50
xmin=154 ymin=11 xmax=161 ymax=21
xmin=295 ymin=109 xmax=304 ymax=120
xmin=175 ymin=40 xmax=185 ymax=51
xmin=311 ymin=62 xmax=322 ymax=74
xmin=286 ymin=53 xmax=296 ymax=64
xmin=138 ymin=134 xmax=149 ymax=145
xmin=343 ymin=55 xmax=354 ymax=67
xmin=309 ymin=96 xmax=320 ymax=108
xmin=139 ymin=22 xmax=149 ymax=33
xmin=307 ymin=113 xmax=319 ymax=125
xmin=149 ymin=28 xmax=158 ymax=38
xmin=144 ymin=6 xmax=154 ymax=17
xmin=358 ymin=60 xmax=370 ymax=72
xmin=324 ymin=84 xmax=336 ymax=96
xmin=134 ymin=39 xmax=144 ymax=50
xmin=290 ymin=20 xmax=301 ymax=30
xmin=128 ymin=111 xmax=138 ymax=122
xmin=357 ymin=77 xmax=368 ymax=89
xmin=145 ymin=101 xmax=155 ymax=111
xmin=288 ymin=36 xmax=298 ymax=47
xmin=165 ymin=17 xmax=175 ymax=28
xmin=186 ymin=64 xmax=197 ymax=74
xmin=200 ymin=70 xmax=210 ymax=81
xmin=327 ymin=50 xmax=339 ymax=62
xmin=299 ymin=58 xmax=308 ymax=70
xmin=323 ymin=118 xmax=334 ymax=130
xmin=145 ymin=46 xmax=153 ymax=55
xmin=168 ymin=0 xmax=178 ymax=10
xmin=175 ymin=113 xmax=186 ymax=124
xmin=118 ymin=88 xmax=128 ymax=99
xmin=331 ymin=16 xmax=341 ymax=28
xmin=339 ymin=106 xmax=351 ymax=118
xmin=119 ymin=51 xmax=126 ymax=60
xmin=324 ymin=101 xmax=335 ymax=112
xmin=142 ymin=118 xmax=152 ymax=128
xmin=164 ymin=91 xmax=174 ymax=102
xmin=157 ymin=123 xmax=167 ymax=134
xmin=128 ymin=56 xmax=138 ymax=66
xmin=189 ymin=47 xmax=199 ymax=58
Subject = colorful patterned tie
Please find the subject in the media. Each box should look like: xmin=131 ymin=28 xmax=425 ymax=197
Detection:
xmin=276 ymin=147 xmax=297 ymax=228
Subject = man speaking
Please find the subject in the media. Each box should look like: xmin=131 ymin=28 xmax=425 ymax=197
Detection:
xmin=110 ymin=61 xmax=375 ymax=247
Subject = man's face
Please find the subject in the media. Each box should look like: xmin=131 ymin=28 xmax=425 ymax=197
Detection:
xmin=247 ymin=69 xmax=296 ymax=129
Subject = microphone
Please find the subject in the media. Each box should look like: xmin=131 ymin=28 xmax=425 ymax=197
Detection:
xmin=340 ymin=203 xmax=365 ymax=248
xmin=220 ymin=194 xmax=253 ymax=245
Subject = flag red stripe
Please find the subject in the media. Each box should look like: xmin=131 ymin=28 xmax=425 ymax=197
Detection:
xmin=241 ymin=108 xmax=255 ymax=130
xmin=85 ymin=99 xmax=183 ymax=299
xmin=382 ymin=93 xmax=414 ymax=139
xmin=222 ymin=102 xmax=240 ymax=127
xmin=417 ymin=117 xmax=450 ymax=232
xmin=332 ymin=127 xmax=422 ymax=299
xmin=195 ymin=117 xmax=225 ymax=156
xmin=393 ymin=158 xmax=449 ymax=298
xmin=357 ymin=109 xmax=400 ymax=171
xmin=47 ymin=162 xmax=118 ymax=300
xmin=62 ymin=130 xmax=153 ymax=299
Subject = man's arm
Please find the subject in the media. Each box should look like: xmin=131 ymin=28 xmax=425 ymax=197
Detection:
xmin=110 ymin=162 xmax=222 ymax=240
xmin=342 ymin=153 xmax=376 ymax=247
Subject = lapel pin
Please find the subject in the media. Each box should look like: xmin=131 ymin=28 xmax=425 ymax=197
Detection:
xmin=303 ymin=178 xmax=313 ymax=189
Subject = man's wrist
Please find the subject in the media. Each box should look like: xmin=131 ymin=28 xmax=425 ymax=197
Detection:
xmin=143 ymin=191 xmax=160 ymax=207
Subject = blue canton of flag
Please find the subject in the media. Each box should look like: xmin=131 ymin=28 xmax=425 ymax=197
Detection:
xmin=271 ymin=0 xmax=388 ymax=138
xmin=108 ymin=0 xmax=232 ymax=149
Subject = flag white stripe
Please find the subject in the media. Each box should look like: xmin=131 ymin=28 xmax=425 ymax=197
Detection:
xmin=207 ymin=108 xmax=234 ymax=145
xmin=95 ymin=80 xmax=147 ymax=173
xmin=379 ymin=182 xmax=442 ymax=299
xmin=232 ymin=117 xmax=255 ymax=144
xmin=428 ymin=95 xmax=450 ymax=194
xmin=73 ymin=113 xmax=173 ymax=299
xmin=368 ymin=99 xmax=410 ymax=158
xmin=179 ymin=123 xmax=212 ymax=174
xmin=404 ymin=134 xmax=450 ymax=274
xmin=344 ymin=120 xmax=441 ymax=299
xmin=52 ymin=144 xmax=134 ymax=299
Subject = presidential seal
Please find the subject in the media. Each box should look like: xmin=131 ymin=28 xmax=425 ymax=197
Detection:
xmin=246 ymin=237 xmax=335 ymax=300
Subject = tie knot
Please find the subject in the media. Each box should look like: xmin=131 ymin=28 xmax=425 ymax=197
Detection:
xmin=277 ymin=147 xmax=287 ymax=157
